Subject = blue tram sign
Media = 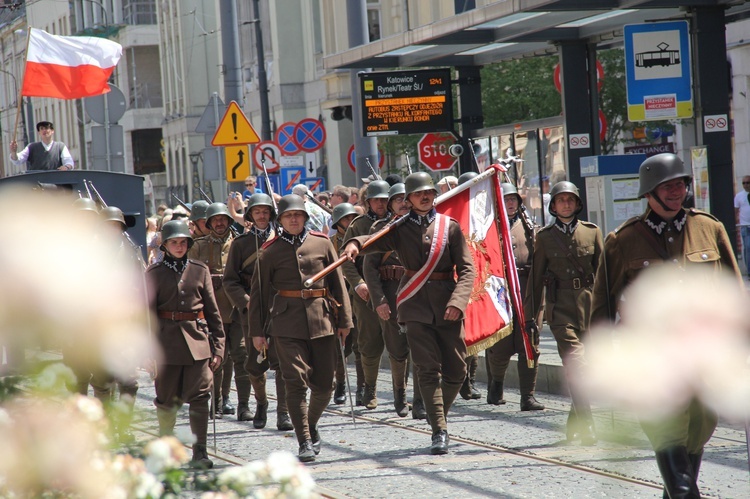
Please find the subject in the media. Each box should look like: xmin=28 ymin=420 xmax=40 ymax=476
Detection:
xmin=624 ymin=21 xmax=692 ymax=121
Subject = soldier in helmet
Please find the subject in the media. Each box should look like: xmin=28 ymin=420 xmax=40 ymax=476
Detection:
xmin=222 ymin=194 xmax=293 ymax=431
xmin=329 ymin=202 xmax=363 ymax=405
xmin=590 ymin=153 xmax=741 ymax=498
xmin=485 ymin=184 xmax=544 ymax=411
xmin=189 ymin=200 xmax=211 ymax=238
xmin=525 ymin=180 xmax=603 ymax=445
xmin=340 ymin=180 xmax=391 ymax=408
xmin=146 ymin=220 xmax=225 ymax=469
xmin=189 ymin=203 xmax=248 ymax=418
xmin=362 ymin=183 xmax=426 ymax=418
xmin=343 ymin=172 xmax=475 ymax=455
xmin=249 ymin=194 xmax=352 ymax=462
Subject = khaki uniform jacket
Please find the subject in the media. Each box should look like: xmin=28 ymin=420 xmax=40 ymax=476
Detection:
xmin=524 ymin=220 xmax=603 ymax=330
xmin=348 ymin=211 xmax=475 ymax=325
xmin=189 ymin=232 xmax=234 ymax=323
xmin=146 ymin=259 xmax=225 ymax=365
xmin=249 ymin=231 xmax=353 ymax=340
xmin=362 ymin=217 xmax=401 ymax=320
xmin=222 ymin=227 xmax=274 ymax=326
xmin=341 ymin=213 xmax=379 ymax=292
xmin=509 ymin=215 xmax=536 ymax=298
xmin=590 ymin=208 xmax=741 ymax=324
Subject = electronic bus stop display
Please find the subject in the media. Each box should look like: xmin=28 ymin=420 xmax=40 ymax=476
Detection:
xmin=359 ymin=69 xmax=453 ymax=136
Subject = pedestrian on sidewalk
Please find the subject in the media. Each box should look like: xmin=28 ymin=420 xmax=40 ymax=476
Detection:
xmin=525 ymin=181 xmax=602 ymax=445
xmin=146 ymin=220 xmax=225 ymax=469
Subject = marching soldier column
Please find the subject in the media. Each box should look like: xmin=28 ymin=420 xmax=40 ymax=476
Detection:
xmin=341 ymin=180 xmax=392 ymax=408
xmin=362 ymin=183 xmax=425 ymax=418
xmin=328 ymin=202 xmax=364 ymax=405
xmin=343 ymin=172 xmax=475 ymax=455
xmin=249 ymin=195 xmax=353 ymax=462
xmin=222 ymin=194 xmax=293 ymax=431
xmin=189 ymin=203 xmax=253 ymax=420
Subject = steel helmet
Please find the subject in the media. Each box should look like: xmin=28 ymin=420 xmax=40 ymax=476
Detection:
xmin=331 ymin=203 xmax=358 ymax=229
xmin=277 ymin=194 xmax=309 ymax=219
xmin=458 ymin=172 xmax=479 ymax=185
xmin=160 ymin=220 xmax=194 ymax=250
xmin=366 ymin=180 xmax=390 ymax=200
xmin=73 ymin=197 xmax=99 ymax=214
xmin=637 ymin=153 xmax=692 ymax=198
xmin=189 ymin=200 xmax=210 ymax=222
xmin=404 ymin=172 xmax=438 ymax=197
xmin=501 ymin=182 xmax=523 ymax=204
xmin=548 ymin=181 xmax=582 ymax=216
xmin=101 ymin=206 xmax=126 ymax=229
xmin=205 ymin=202 xmax=232 ymax=229
xmin=388 ymin=182 xmax=405 ymax=202
xmin=245 ymin=193 xmax=276 ymax=223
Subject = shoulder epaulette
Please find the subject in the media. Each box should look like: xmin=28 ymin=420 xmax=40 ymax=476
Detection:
xmin=234 ymin=231 xmax=251 ymax=240
xmin=146 ymin=262 xmax=160 ymax=272
xmin=261 ymin=236 xmax=280 ymax=249
xmin=688 ymin=208 xmax=720 ymax=222
xmin=579 ymin=220 xmax=600 ymax=229
xmin=537 ymin=224 xmax=554 ymax=234
xmin=188 ymin=259 xmax=209 ymax=269
xmin=309 ymin=230 xmax=329 ymax=238
xmin=613 ymin=216 xmax=642 ymax=234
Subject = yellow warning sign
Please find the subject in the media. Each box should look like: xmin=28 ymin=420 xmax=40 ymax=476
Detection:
xmin=211 ymin=101 xmax=261 ymax=146
xmin=224 ymin=145 xmax=250 ymax=181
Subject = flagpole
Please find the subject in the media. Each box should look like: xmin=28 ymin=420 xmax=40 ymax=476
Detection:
xmin=12 ymin=27 xmax=31 ymax=146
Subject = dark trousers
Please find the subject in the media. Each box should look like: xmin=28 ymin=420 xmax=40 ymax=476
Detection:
xmin=551 ymin=324 xmax=591 ymax=421
xmin=352 ymin=292 xmax=384 ymax=385
xmin=486 ymin=319 xmax=539 ymax=396
xmin=405 ymin=321 xmax=466 ymax=433
xmin=154 ymin=360 xmax=213 ymax=445
xmin=214 ymin=321 xmax=251 ymax=405
xmin=275 ymin=335 xmax=337 ymax=444
xmin=641 ymin=398 xmax=717 ymax=453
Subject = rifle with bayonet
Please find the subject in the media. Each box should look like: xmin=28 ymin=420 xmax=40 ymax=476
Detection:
xmin=171 ymin=193 xmax=191 ymax=214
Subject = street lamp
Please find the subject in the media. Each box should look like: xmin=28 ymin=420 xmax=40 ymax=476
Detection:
xmin=0 ymin=68 xmax=28 ymax=145
xmin=81 ymin=0 xmax=108 ymax=26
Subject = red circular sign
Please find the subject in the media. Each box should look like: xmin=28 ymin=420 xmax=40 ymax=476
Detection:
xmin=347 ymin=144 xmax=385 ymax=172
xmin=599 ymin=109 xmax=607 ymax=142
xmin=418 ymin=133 xmax=457 ymax=172
xmin=275 ymin=121 xmax=300 ymax=155
xmin=293 ymin=118 xmax=326 ymax=153
xmin=253 ymin=140 xmax=281 ymax=172
xmin=554 ymin=61 xmax=604 ymax=93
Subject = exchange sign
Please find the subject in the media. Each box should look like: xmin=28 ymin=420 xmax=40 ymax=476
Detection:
xmin=359 ymin=68 xmax=453 ymax=137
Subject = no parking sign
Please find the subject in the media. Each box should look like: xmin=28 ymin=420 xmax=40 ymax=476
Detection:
xmin=294 ymin=118 xmax=326 ymax=152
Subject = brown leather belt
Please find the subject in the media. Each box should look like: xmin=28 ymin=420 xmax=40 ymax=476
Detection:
xmin=555 ymin=274 xmax=595 ymax=290
xmin=158 ymin=310 xmax=205 ymax=321
xmin=277 ymin=288 xmax=328 ymax=299
xmin=379 ymin=265 xmax=405 ymax=281
xmin=403 ymin=270 xmax=453 ymax=280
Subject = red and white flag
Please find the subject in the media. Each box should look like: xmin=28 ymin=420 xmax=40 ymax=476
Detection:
xmin=437 ymin=166 xmax=534 ymax=363
xmin=21 ymin=28 xmax=122 ymax=100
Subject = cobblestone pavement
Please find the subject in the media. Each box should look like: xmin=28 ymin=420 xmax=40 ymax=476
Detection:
xmin=130 ymin=351 xmax=750 ymax=499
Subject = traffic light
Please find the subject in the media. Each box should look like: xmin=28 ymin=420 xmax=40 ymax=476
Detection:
xmin=330 ymin=106 xmax=352 ymax=121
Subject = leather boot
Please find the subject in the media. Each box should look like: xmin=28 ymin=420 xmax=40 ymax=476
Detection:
xmin=310 ymin=426 xmax=322 ymax=455
xmin=237 ymin=403 xmax=254 ymax=422
xmin=430 ymin=430 xmax=449 ymax=455
xmin=333 ymin=382 xmax=346 ymax=405
xmin=520 ymin=394 xmax=545 ymax=411
xmin=412 ymin=395 xmax=427 ymax=420
xmin=363 ymin=384 xmax=377 ymax=410
xmin=253 ymin=401 xmax=268 ymax=429
xmin=688 ymin=451 xmax=703 ymax=482
xmin=459 ymin=376 xmax=473 ymax=400
xmin=190 ymin=444 xmax=213 ymax=469
xmin=655 ymin=446 xmax=701 ymax=499
xmin=467 ymin=355 xmax=481 ymax=399
xmin=298 ymin=440 xmax=315 ymax=463
xmin=394 ymin=388 xmax=409 ymax=417
xmin=222 ymin=397 xmax=236 ymax=415
xmin=442 ymin=381 xmax=463 ymax=416
xmin=486 ymin=381 xmax=506 ymax=405
xmin=277 ymin=412 xmax=293 ymax=431
xmin=355 ymin=385 xmax=365 ymax=406
xmin=391 ymin=358 xmax=409 ymax=417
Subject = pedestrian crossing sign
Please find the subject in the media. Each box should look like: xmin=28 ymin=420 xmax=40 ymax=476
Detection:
xmin=212 ymin=101 xmax=261 ymax=146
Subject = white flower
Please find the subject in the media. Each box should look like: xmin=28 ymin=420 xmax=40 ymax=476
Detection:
xmin=217 ymin=463 xmax=261 ymax=494
xmin=0 ymin=408 xmax=11 ymax=428
xmin=73 ymin=394 xmax=105 ymax=423
xmin=34 ymin=364 xmax=76 ymax=394
xmin=266 ymin=451 xmax=299 ymax=482
xmin=132 ymin=470 xmax=164 ymax=499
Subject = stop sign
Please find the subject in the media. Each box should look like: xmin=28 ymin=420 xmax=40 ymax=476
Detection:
xmin=418 ymin=133 xmax=457 ymax=171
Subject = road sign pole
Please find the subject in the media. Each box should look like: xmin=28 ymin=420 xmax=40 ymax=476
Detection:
xmin=213 ymin=93 xmax=226 ymax=196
